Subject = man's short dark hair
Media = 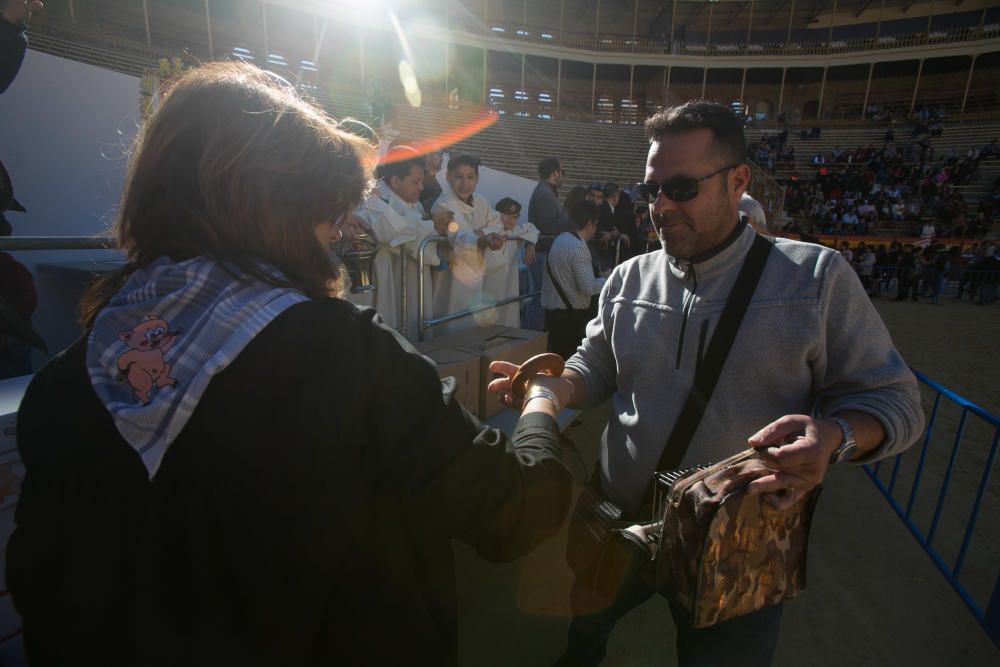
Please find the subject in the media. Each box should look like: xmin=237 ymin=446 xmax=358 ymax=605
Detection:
xmin=377 ymin=146 xmax=426 ymax=182
xmin=603 ymin=182 xmax=620 ymax=199
xmin=568 ymin=200 xmax=598 ymax=231
xmin=644 ymin=101 xmax=747 ymax=166
xmin=538 ymin=157 xmax=561 ymax=179
xmin=448 ymin=153 xmax=480 ymax=174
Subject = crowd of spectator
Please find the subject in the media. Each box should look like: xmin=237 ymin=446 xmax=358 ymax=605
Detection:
xmin=833 ymin=239 xmax=999 ymax=305
xmin=770 ymin=132 xmax=997 ymax=239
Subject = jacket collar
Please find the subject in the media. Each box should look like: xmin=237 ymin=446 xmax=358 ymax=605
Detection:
xmin=667 ymin=220 xmax=756 ymax=281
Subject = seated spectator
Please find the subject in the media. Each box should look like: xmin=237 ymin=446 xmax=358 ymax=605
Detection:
xmin=892 ymin=201 xmax=905 ymax=222
xmin=842 ymin=209 xmax=860 ymax=234
xmin=479 ymin=197 xmax=539 ymax=327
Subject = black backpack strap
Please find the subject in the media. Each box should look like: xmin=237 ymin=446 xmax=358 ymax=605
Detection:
xmin=655 ymin=234 xmax=773 ymax=473
xmin=546 ymin=253 xmax=574 ymax=310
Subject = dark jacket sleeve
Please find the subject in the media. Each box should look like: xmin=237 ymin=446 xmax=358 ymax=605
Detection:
xmin=359 ymin=309 xmax=573 ymax=562
xmin=0 ymin=19 xmax=27 ymax=94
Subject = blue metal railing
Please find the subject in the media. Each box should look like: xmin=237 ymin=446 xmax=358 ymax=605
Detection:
xmin=864 ymin=369 xmax=1000 ymax=648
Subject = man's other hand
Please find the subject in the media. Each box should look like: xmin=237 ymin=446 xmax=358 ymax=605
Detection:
xmin=744 ymin=414 xmax=843 ymax=511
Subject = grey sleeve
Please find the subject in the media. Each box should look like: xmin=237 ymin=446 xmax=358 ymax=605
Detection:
xmin=565 ymin=270 xmax=620 ymax=408
xmin=813 ymin=252 xmax=925 ymax=462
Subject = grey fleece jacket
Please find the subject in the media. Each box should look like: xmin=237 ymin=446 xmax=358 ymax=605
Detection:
xmin=566 ymin=224 xmax=924 ymax=515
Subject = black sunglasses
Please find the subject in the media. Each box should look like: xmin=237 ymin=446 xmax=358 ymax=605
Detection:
xmin=644 ymin=163 xmax=741 ymax=203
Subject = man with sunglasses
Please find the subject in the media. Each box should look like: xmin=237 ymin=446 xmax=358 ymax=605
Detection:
xmin=490 ymin=101 xmax=923 ymax=666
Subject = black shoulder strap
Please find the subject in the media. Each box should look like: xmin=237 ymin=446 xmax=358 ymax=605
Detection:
xmin=546 ymin=251 xmax=574 ymax=310
xmin=655 ymin=234 xmax=773 ymax=473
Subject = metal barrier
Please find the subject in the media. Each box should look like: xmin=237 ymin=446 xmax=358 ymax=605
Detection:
xmin=865 ymin=370 xmax=1000 ymax=648
xmin=414 ymin=234 xmax=559 ymax=342
xmin=0 ymin=236 xmax=117 ymax=251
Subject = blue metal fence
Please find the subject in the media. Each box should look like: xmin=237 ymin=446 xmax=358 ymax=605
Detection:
xmin=864 ymin=369 xmax=1000 ymax=648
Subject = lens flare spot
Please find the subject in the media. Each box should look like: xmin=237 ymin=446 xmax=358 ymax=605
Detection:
xmin=398 ymin=60 xmax=422 ymax=108
xmin=377 ymin=111 xmax=499 ymax=165
xmin=471 ymin=292 xmax=499 ymax=327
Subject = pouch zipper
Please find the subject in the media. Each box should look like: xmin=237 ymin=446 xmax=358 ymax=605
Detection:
xmin=674 ymin=263 xmax=698 ymax=370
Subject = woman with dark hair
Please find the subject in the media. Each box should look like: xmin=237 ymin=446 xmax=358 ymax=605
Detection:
xmin=8 ymin=63 xmax=572 ymax=666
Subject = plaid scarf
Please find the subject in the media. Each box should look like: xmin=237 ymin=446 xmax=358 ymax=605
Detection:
xmin=87 ymin=256 xmax=309 ymax=476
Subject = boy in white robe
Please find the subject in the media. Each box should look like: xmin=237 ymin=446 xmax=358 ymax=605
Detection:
xmin=430 ymin=154 xmax=505 ymax=336
xmin=360 ymin=148 xmax=447 ymax=334
xmin=479 ymin=197 xmax=539 ymax=328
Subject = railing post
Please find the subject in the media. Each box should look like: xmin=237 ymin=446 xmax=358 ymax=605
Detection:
xmin=142 ymin=0 xmax=152 ymax=46
xmin=205 ymin=0 xmax=214 ymax=59
xmin=910 ymin=59 xmax=924 ymax=114
xmin=861 ymin=62 xmax=874 ymax=120
xmin=960 ymin=55 xmax=977 ymax=116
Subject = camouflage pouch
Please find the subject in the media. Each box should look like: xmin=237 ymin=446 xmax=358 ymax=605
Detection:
xmin=653 ymin=449 xmax=821 ymax=629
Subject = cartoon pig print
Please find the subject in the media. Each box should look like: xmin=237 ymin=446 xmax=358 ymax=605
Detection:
xmin=116 ymin=314 xmax=181 ymax=405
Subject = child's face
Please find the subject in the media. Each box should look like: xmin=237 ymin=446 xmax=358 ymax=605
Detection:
xmin=500 ymin=209 xmax=519 ymax=231
xmin=447 ymin=165 xmax=478 ymax=201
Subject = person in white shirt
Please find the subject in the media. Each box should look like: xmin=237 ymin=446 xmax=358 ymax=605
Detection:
xmin=430 ymin=154 xmax=505 ymax=335
xmin=739 ymin=192 xmax=768 ymax=236
xmin=478 ymin=197 xmax=539 ymax=327
xmin=360 ymin=146 xmax=447 ymax=334
xmin=841 ymin=210 xmax=859 ymax=234
xmin=542 ymin=200 xmax=607 ymax=360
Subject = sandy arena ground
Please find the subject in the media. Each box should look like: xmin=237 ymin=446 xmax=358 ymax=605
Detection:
xmin=455 ymin=296 xmax=1000 ymax=666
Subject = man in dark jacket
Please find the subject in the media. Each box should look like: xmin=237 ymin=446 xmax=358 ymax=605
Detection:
xmin=526 ymin=157 xmax=570 ymax=330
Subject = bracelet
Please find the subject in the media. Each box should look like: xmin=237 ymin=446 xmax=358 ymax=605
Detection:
xmin=524 ymin=384 xmax=561 ymax=414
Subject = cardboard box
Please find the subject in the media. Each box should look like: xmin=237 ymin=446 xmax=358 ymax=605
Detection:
xmin=455 ymin=327 xmax=549 ymax=420
xmin=415 ymin=342 xmax=482 ymax=418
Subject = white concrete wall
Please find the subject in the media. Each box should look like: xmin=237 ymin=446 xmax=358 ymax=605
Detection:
xmin=1 ymin=50 xmax=140 ymax=360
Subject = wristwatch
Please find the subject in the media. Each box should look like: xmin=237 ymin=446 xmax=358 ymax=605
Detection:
xmin=827 ymin=416 xmax=858 ymax=464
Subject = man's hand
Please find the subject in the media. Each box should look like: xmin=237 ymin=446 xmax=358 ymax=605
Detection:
xmin=523 ymin=242 xmax=536 ymax=266
xmin=2 ymin=1 xmax=42 ymax=25
xmin=488 ymin=360 xmax=573 ymax=411
xmin=744 ymin=414 xmax=843 ymax=511
xmin=619 ymin=234 xmax=631 ymax=249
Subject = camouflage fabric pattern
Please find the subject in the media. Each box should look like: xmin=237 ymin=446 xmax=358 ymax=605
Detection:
xmin=655 ymin=449 xmax=820 ymax=628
